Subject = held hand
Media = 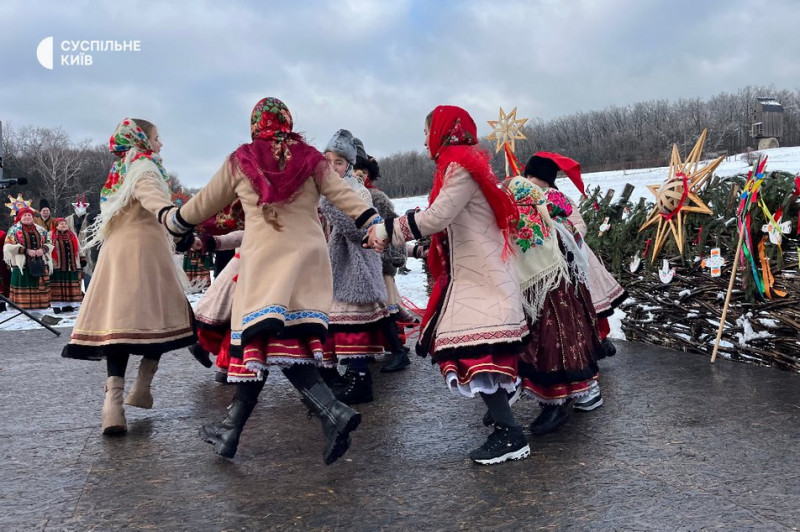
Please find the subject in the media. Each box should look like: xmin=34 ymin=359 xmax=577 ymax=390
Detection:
xmin=36 ymin=249 xmax=44 ymax=257
xmin=26 ymin=249 xmax=36 ymax=257
xmin=365 ymin=226 xmax=387 ymax=252
xmin=191 ymin=237 xmax=203 ymax=252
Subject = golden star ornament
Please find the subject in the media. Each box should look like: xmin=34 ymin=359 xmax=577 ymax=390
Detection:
xmin=639 ymin=129 xmax=725 ymax=263
xmin=487 ymin=107 xmax=528 ymax=153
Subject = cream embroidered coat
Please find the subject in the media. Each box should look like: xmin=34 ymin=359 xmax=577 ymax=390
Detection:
xmin=170 ymin=160 xmax=376 ymax=353
xmin=388 ymin=163 xmax=527 ymax=357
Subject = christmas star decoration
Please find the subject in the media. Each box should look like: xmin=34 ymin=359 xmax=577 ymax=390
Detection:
xmin=487 ymin=107 xmax=528 ymax=154
xmin=5 ymin=194 xmax=32 ymax=218
xmin=639 ymin=129 xmax=725 ymax=263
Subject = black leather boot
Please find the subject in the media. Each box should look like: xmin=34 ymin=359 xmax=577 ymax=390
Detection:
xmin=380 ymin=319 xmax=411 ymax=373
xmin=189 ymin=343 xmax=213 ymax=368
xmin=529 ymin=402 xmax=572 ymax=435
xmin=335 ymin=368 xmax=373 ymax=405
xmin=200 ymin=398 xmax=257 ymax=458
xmin=299 ymin=382 xmax=362 ymax=465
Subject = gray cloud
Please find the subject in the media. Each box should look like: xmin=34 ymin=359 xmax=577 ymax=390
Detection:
xmin=1 ymin=0 xmax=798 ymax=187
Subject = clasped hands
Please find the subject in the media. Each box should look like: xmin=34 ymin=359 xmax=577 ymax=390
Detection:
xmin=364 ymin=224 xmax=388 ymax=252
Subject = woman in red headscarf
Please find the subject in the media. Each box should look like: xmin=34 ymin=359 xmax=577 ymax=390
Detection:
xmin=162 ymin=97 xmax=381 ymax=465
xmin=370 ymin=105 xmax=530 ymax=465
xmin=49 ymin=217 xmax=84 ymax=312
xmin=3 ymin=205 xmax=52 ymax=310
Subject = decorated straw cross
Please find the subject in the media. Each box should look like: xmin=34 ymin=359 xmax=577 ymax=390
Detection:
xmin=487 ymin=107 xmax=528 ymax=177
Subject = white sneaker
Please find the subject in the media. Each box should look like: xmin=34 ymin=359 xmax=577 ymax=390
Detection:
xmin=573 ymin=380 xmax=603 ymax=412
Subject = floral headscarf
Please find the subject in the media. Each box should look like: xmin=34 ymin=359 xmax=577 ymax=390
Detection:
xmin=231 ymin=97 xmax=327 ymax=207
xmin=100 ymin=118 xmax=169 ymax=202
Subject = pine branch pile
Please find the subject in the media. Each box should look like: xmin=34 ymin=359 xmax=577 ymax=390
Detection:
xmin=579 ymin=169 xmax=800 ymax=371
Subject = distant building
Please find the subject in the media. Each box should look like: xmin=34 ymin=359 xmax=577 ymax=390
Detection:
xmin=751 ymin=97 xmax=783 ymax=150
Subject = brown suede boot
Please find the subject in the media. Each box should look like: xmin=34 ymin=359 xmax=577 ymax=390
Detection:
xmin=102 ymin=376 xmax=127 ymax=435
xmin=124 ymin=358 xmax=158 ymax=409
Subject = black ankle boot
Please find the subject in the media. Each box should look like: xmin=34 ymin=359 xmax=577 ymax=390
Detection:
xmin=529 ymin=402 xmax=572 ymax=435
xmin=200 ymin=399 xmax=257 ymax=458
xmin=335 ymin=368 xmax=373 ymax=405
xmin=189 ymin=343 xmax=213 ymax=368
xmin=319 ymin=366 xmax=347 ymax=388
xmin=380 ymin=319 xmax=411 ymax=373
xmin=299 ymin=382 xmax=362 ymax=465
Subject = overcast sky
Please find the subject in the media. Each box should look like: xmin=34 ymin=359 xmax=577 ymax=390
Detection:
xmin=1 ymin=0 xmax=799 ymax=187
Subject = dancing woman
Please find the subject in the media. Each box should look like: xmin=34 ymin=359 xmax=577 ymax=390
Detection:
xmin=62 ymin=118 xmax=196 ymax=435
xmin=371 ymin=105 xmax=530 ymax=465
xmin=162 ymin=98 xmax=380 ymax=464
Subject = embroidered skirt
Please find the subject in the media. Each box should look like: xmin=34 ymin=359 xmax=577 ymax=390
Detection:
xmin=227 ymin=334 xmax=329 ymax=382
xmin=324 ymin=300 xmax=389 ymax=362
xmin=50 ymin=269 xmax=83 ymax=303
xmin=9 ymin=267 xmax=50 ymax=310
xmin=518 ymin=278 xmax=601 ymax=404
xmin=183 ymin=251 xmax=213 ymax=286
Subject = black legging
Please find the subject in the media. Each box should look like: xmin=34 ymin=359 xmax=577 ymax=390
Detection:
xmin=106 ymin=353 xmax=162 ymax=378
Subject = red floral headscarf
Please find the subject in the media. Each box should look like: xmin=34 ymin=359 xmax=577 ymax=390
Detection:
xmin=231 ymin=97 xmax=327 ymax=207
xmin=426 ymin=105 xmax=518 ymax=255
xmin=101 ymin=118 xmax=169 ymax=202
xmin=15 ymin=207 xmax=35 ymax=224
xmin=419 ymin=106 xmax=519 ymax=337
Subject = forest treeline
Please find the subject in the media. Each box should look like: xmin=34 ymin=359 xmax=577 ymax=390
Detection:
xmin=376 ymin=85 xmax=800 ymax=198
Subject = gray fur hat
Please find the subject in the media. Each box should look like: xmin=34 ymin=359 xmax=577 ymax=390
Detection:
xmin=324 ymin=129 xmax=356 ymax=165
xmin=352 ymin=137 xmax=368 ymax=161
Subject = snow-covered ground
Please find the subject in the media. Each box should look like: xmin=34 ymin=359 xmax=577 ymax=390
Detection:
xmin=3 ymin=146 xmax=797 ymax=336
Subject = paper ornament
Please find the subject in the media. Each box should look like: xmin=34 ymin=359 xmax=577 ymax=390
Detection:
xmin=701 ymin=247 xmax=725 ymax=277
xmin=658 ymin=259 xmax=675 ymax=284
xmin=629 ymin=254 xmax=642 ymax=273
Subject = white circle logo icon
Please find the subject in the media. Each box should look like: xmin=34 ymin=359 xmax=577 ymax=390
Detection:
xmin=36 ymin=36 xmax=54 ymax=70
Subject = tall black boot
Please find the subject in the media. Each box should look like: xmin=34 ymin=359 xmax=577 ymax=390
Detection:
xmin=380 ymin=318 xmax=411 ymax=373
xmin=335 ymin=367 xmax=373 ymax=405
xmin=282 ymin=366 xmax=362 ymax=465
xmin=200 ymin=380 xmax=264 ymax=458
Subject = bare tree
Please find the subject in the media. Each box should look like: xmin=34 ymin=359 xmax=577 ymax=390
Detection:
xmin=22 ymin=127 xmax=88 ymax=209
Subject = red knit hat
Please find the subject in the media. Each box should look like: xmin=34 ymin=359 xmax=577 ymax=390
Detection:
xmin=528 ymin=151 xmax=586 ymax=197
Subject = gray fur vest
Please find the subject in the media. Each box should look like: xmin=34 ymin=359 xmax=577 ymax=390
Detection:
xmin=320 ymin=198 xmax=387 ymax=305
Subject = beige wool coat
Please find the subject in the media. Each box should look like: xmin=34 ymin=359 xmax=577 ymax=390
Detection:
xmin=63 ymin=160 xmax=195 ymax=359
xmin=169 ymin=160 xmax=376 ymax=354
xmin=389 ymin=163 xmax=528 ymax=359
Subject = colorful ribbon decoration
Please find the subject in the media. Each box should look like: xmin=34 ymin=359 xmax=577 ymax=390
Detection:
xmin=503 ymin=142 xmax=525 ymax=177
xmin=736 ymin=156 xmax=769 ymax=300
xmin=758 ymin=236 xmax=787 ymax=299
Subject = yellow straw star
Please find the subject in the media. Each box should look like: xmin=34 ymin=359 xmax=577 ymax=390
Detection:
xmin=487 ymin=107 xmax=528 ymax=154
xmin=639 ymin=129 xmax=725 ymax=263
